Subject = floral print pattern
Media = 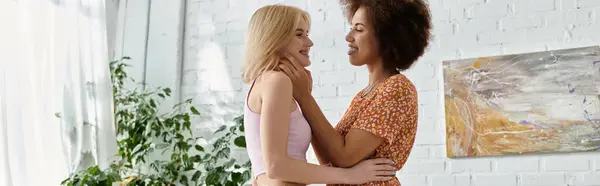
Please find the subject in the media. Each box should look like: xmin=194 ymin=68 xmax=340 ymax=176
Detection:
xmin=330 ymin=74 xmax=419 ymax=186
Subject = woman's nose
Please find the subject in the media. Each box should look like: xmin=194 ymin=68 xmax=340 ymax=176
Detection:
xmin=345 ymin=31 xmax=354 ymax=42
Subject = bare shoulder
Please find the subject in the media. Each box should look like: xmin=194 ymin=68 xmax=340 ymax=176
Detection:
xmin=262 ymin=71 xmax=292 ymax=85
xmin=259 ymin=71 xmax=292 ymax=95
xmin=257 ymin=71 xmax=297 ymax=113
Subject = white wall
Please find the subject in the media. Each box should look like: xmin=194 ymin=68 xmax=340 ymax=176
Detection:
xmin=113 ymin=0 xmax=185 ymax=113
xmin=181 ymin=0 xmax=600 ymax=185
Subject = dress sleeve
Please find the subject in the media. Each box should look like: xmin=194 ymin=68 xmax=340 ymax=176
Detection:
xmin=351 ymin=77 xmax=418 ymax=145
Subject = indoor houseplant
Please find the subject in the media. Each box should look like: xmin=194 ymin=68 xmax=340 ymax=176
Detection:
xmin=60 ymin=57 xmax=251 ymax=186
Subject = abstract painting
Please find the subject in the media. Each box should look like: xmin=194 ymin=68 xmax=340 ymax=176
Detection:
xmin=443 ymin=46 xmax=600 ymax=158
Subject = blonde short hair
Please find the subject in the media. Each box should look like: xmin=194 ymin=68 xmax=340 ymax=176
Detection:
xmin=242 ymin=5 xmax=311 ymax=84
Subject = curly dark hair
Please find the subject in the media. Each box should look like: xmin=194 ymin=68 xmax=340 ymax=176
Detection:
xmin=340 ymin=0 xmax=432 ymax=72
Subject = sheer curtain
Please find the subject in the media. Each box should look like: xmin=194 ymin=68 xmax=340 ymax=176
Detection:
xmin=0 ymin=0 xmax=118 ymax=186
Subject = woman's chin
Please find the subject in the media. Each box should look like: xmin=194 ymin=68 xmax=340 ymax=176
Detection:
xmin=299 ymin=59 xmax=311 ymax=67
xmin=348 ymin=59 xmax=365 ymax=66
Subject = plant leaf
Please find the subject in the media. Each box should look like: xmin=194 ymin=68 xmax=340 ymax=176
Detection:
xmin=191 ymin=155 xmax=202 ymax=163
xmin=234 ymin=115 xmax=243 ymax=124
xmin=216 ymin=147 xmax=230 ymax=159
xmin=238 ymin=124 xmax=244 ymax=132
xmin=190 ymin=106 xmax=200 ymax=115
xmin=223 ymin=159 xmax=236 ymax=169
xmin=214 ymin=125 xmax=227 ymax=134
xmin=132 ymin=144 xmax=142 ymax=154
xmin=149 ymin=99 xmax=156 ymax=107
xmin=163 ymin=88 xmax=171 ymax=96
xmin=242 ymin=160 xmax=252 ymax=168
xmin=231 ymin=172 xmax=242 ymax=183
xmin=241 ymin=170 xmax=251 ymax=183
xmin=194 ymin=145 xmax=204 ymax=152
xmin=205 ymin=170 xmax=220 ymax=185
xmin=234 ymin=136 xmax=246 ymax=148
xmin=191 ymin=171 xmax=202 ymax=181
xmin=184 ymin=121 xmax=192 ymax=133
xmin=180 ymin=175 xmax=188 ymax=185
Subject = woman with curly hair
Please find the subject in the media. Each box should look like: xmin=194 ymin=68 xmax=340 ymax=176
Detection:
xmin=242 ymin=4 xmax=399 ymax=186
xmin=279 ymin=0 xmax=432 ymax=185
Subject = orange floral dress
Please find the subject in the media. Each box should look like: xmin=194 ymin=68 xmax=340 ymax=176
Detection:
xmin=329 ymin=74 xmax=419 ymax=186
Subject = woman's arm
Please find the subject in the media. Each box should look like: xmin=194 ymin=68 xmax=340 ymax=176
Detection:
xmin=277 ymin=56 xmax=386 ymax=168
xmin=311 ymin=136 xmax=331 ymax=165
xmin=259 ymin=72 xmax=394 ymax=184
xmin=306 ymin=72 xmax=330 ymax=165
xmin=295 ymin=94 xmax=384 ymax=168
xmin=260 ymin=72 xmax=346 ymax=183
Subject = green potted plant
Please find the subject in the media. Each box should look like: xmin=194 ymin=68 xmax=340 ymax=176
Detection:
xmin=59 ymin=56 xmax=251 ymax=186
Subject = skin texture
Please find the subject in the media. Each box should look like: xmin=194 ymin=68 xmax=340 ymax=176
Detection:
xmin=248 ymin=16 xmax=397 ymax=186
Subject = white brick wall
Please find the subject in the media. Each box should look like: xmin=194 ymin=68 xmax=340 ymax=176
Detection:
xmin=184 ymin=0 xmax=600 ymax=185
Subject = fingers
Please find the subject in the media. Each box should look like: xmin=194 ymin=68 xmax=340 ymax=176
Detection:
xmin=279 ymin=55 xmax=307 ymax=80
xmin=372 ymin=164 xmax=396 ymax=174
xmin=290 ymin=58 xmax=304 ymax=71
xmin=281 ymin=52 xmax=292 ymax=60
xmin=362 ymin=158 xmax=397 ymax=183
xmin=278 ymin=63 xmax=293 ymax=77
xmin=279 ymin=53 xmax=312 ymax=78
xmin=376 ymin=170 xmax=396 ymax=176
xmin=281 ymin=53 xmax=300 ymax=71
xmin=375 ymin=176 xmax=394 ymax=182
xmin=371 ymin=158 xmax=396 ymax=165
xmin=282 ymin=53 xmax=305 ymax=71
xmin=304 ymin=69 xmax=312 ymax=77
xmin=379 ymin=165 xmax=396 ymax=171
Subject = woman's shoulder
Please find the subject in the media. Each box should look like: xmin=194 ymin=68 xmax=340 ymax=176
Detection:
xmin=250 ymin=70 xmax=293 ymax=99
xmin=261 ymin=70 xmax=292 ymax=83
xmin=256 ymin=71 xmax=293 ymax=89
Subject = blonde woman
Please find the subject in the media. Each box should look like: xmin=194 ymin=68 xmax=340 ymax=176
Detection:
xmin=242 ymin=4 xmax=396 ymax=186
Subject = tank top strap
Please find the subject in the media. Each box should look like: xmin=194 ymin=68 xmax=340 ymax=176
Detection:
xmin=245 ymin=78 xmax=258 ymax=104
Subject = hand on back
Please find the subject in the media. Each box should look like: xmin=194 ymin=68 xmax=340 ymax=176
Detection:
xmin=345 ymin=158 xmax=397 ymax=184
xmin=278 ymin=53 xmax=398 ymax=184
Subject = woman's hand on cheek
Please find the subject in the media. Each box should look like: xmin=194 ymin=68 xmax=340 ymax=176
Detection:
xmin=278 ymin=53 xmax=312 ymax=99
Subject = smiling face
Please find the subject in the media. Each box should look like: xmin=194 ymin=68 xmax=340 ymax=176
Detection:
xmin=345 ymin=6 xmax=381 ymax=66
xmin=280 ymin=17 xmax=313 ymax=67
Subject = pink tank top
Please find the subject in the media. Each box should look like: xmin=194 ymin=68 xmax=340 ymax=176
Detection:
xmin=243 ymin=79 xmax=312 ymax=178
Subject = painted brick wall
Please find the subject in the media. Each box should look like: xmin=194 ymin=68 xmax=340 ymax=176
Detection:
xmin=183 ymin=0 xmax=600 ymax=185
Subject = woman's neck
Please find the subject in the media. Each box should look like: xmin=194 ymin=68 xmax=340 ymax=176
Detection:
xmin=366 ymin=60 xmax=393 ymax=85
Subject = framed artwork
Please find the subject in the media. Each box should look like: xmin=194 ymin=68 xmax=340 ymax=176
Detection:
xmin=443 ymin=46 xmax=600 ymax=158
